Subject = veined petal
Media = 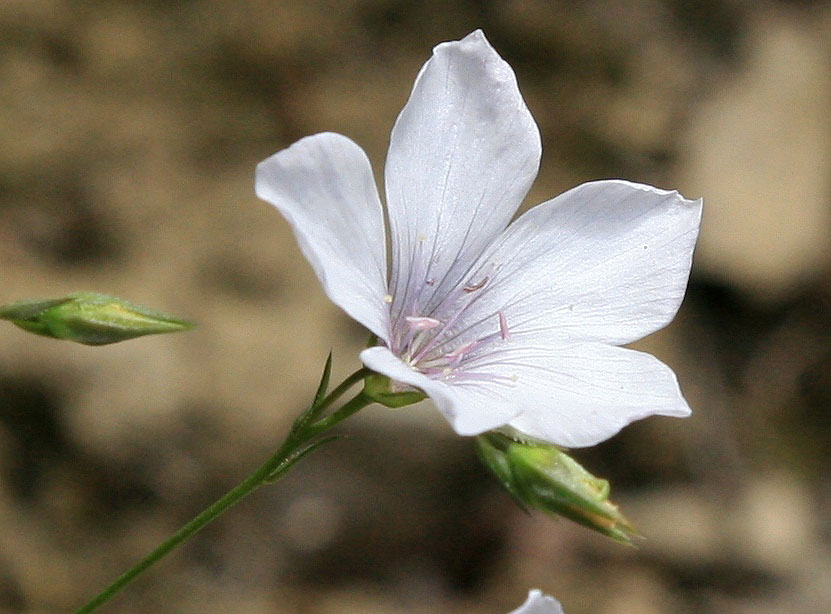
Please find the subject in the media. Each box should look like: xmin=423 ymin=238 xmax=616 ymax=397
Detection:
xmin=385 ymin=30 xmax=541 ymax=324
xmin=256 ymin=133 xmax=390 ymax=341
xmin=509 ymin=590 xmax=565 ymax=614
xmin=457 ymin=338 xmax=690 ymax=448
xmin=453 ymin=180 xmax=702 ymax=346
xmin=364 ymin=332 xmax=689 ymax=447
xmin=360 ymin=346 xmax=519 ymax=435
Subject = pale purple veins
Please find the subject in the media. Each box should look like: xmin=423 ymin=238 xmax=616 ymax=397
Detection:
xmin=391 ymin=270 xmax=512 ymax=385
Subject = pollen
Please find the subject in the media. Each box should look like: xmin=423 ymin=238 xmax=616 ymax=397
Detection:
xmin=384 ymin=294 xmax=393 ymax=303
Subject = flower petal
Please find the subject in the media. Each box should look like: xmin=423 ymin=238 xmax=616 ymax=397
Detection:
xmin=385 ymin=30 xmax=541 ymax=322
xmin=458 ymin=338 xmax=691 ymax=447
xmin=365 ymin=336 xmax=689 ymax=448
xmin=360 ymin=346 xmax=519 ymax=435
xmin=509 ymin=590 xmax=565 ymax=614
xmin=451 ymin=180 xmax=702 ymax=346
xmin=256 ymin=133 xmax=390 ymax=341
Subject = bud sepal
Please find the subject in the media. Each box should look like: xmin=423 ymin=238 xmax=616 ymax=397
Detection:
xmin=476 ymin=431 xmax=637 ymax=544
xmin=0 ymin=292 xmax=193 ymax=345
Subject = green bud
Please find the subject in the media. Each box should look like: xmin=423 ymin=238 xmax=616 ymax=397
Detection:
xmin=0 ymin=292 xmax=193 ymax=345
xmin=475 ymin=431 xmax=528 ymax=509
xmin=362 ymin=373 xmax=426 ymax=408
xmin=476 ymin=432 xmax=637 ymax=544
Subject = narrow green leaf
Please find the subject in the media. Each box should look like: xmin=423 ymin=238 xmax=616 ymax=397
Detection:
xmin=313 ymin=351 xmax=333 ymax=408
xmin=291 ymin=353 xmax=335 ymax=436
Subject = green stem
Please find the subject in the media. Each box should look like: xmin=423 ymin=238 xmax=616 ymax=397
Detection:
xmin=309 ymin=368 xmax=371 ymax=415
xmin=75 ymin=445 xmax=287 ymax=613
xmin=75 ymin=381 xmax=374 ymax=613
xmin=307 ymin=390 xmax=373 ymax=437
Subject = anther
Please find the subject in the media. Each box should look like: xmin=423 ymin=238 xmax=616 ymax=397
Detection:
xmin=463 ymin=276 xmax=489 ymax=292
xmin=498 ymin=310 xmax=510 ymax=340
xmin=405 ymin=316 xmax=441 ymax=330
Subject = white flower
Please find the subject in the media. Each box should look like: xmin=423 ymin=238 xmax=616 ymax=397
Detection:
xmin=509 ymin=589 xmax=564 ymax=614
xmin=255 ymin=30 xmax=702 ymax=447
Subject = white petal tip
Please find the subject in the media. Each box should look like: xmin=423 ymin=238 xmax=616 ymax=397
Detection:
xmin=462 ymin=29 xmax=487 ymax=42
xmin=434 ymin=29 xmax=499 ymax=64
xmin=509 ymin=589 xmax=565 ymax=614
xmin=661 ymin=404 xmax=693 ymax=418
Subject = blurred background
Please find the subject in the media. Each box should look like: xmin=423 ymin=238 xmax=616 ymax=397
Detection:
xmin=1 ymin=1 xmax=829 ymax=612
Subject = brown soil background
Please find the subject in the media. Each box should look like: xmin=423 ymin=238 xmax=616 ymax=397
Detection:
xmin=1 ymin=1 xmax=830 ymax=612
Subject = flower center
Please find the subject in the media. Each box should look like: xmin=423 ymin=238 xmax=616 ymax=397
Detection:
xmin=388 ymin=271 xmax=510 ymax=382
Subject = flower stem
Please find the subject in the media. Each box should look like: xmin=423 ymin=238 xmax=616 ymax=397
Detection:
xmin=75 ymin=447 xmax=285 ymax=613
xmin=74 ymin=374 xmax=374 ymax=613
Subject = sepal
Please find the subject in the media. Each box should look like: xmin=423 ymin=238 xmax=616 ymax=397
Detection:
xmin=476 ymin=432 xmax=637 ymax=544
xmin=0 ymin=292 xmax=193 ymax=345
xmin=362 ymin=373 xmax=426 ymax=408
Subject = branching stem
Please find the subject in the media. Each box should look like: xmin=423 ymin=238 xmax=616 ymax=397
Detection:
xmin=74 ymin=367 xmax=374 ymax=613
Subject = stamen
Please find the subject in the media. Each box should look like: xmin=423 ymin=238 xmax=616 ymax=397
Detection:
xmin=498 ymin=311 xmax=510 ymax=340
xmin=384 ymin=294 xmax=393 ymax=304
xmin=389 ymin=257 xmax=514 ymax=385
xmin=446 ymin=340 xmax=478 ymax=365
xmin=463 ymin=276 xmax=489 ymax=292
xmin=405 ymin=316 xmax=441 ymax=330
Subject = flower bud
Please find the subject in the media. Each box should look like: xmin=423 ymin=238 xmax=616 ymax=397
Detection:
xmin=476 ymin=430 xmax=527 ymax=508
xmin=476 ymin=432 xmax=637 ymax=544
xmin=0 ymin=292 xmax=193 ymax=345
xmin=362 ymin=373 xmax=426 ymax=408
